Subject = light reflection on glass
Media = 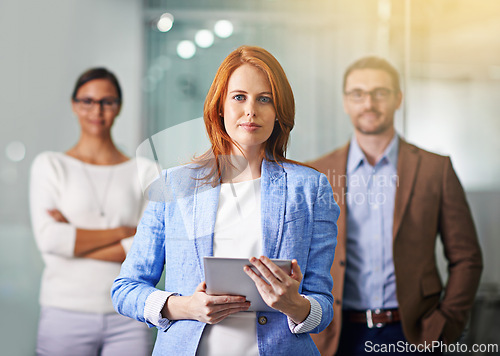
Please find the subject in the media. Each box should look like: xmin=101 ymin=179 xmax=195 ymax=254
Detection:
xmin=214 ymin=20 xmax=233 ymax=38
xmin=157 ymin=13 xmax=174 ymax=32
xmin=195 ymin=29 xmax=214 ymax=48
xmin=5 ymin=141 xmax=26 ymax=162
xmin=177 ymin=40 xmax=196 ymax=59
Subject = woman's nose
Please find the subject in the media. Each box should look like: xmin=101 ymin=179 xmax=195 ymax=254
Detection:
xmin=90 ymin=102 xmax=105 ymax=114
xmin=245 ymin=102 xmax=256 ymax=117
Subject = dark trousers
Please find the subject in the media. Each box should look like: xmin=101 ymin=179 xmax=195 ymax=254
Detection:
xmin=337 ymin=319 xmax=443 ymax=355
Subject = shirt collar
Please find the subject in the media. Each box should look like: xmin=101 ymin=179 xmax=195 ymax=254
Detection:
xmin=347 ymin=136 xmax=366 ymax=174
xmin=347 ymin=134 xmax=399 ymax=174
xmin=384 ymin=134 xmax=399 ymax=168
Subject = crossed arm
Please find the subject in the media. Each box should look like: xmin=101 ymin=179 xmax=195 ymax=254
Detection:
xmin=47 ymin=208 xmax=135 ymax=262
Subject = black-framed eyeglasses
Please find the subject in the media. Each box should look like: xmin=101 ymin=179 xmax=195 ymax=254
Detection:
xmin=344 ymin=88 xmax=394 ymax=102
xmin=73 ymin=97 xmax=121 ymax=111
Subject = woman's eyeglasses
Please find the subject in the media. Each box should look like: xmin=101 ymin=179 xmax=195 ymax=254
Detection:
xmin=73 ymin=97 xmax=120 ymax=111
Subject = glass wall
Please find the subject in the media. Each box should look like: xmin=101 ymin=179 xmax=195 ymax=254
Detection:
xmin=143 ymin=0 xmax=403 ymax=160
xmin=1 ymin=0 xmax=498 ymax=353
xmin=143 ymin=0 xmax=500 ymax=347
xmin=0 ymin=1 xmax=144 ymax=354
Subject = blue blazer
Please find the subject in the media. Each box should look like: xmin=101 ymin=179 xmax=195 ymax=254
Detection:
xmin=112 ymin=159 xmax=339 ymax=356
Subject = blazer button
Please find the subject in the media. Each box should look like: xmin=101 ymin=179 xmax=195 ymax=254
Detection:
xmin=339 ymin=260 xmax=346 ymax=267
xmin=258 ymin=316 xmax=268 ymax=325
xmin=335 ymin=299 xmax=342 ymax=305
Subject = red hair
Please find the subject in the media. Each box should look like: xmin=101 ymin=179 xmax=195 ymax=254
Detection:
xmin=196 ymin=45 xmax=301 ymax=184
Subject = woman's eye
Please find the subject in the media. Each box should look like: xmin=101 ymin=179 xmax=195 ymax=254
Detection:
xmin=233 ymin=94 xmax=245 ymax=101
xmin=259 ymin=96 xmax=272 ymax=103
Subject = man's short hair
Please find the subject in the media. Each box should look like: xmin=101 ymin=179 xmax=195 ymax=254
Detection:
xmin=343 ymin=56 xmax=401 ymax=93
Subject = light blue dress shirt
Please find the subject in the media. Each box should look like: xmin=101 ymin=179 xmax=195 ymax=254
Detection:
xmin=343 ymin=135 xmax=399 ymax=311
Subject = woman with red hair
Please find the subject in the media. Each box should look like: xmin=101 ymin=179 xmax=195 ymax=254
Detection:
xmin=112 ymin=46 xmax=339 ymax=355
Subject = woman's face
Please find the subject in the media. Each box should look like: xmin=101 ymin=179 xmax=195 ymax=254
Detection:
xmin=71 ymin=79 xmax=121 ymax=137
xmin=222 ymin=64 xmax=276 ymax=155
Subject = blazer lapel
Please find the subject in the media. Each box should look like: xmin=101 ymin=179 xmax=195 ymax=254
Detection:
xmin=261 ymin=159 xmax=286 ymax=258
xmin=192 ymin=169 xmax=220 ymax=277
xmin=309 ymin=144 xmax=349 ymax=258
xmin=393 ymin=139 xmax=420 ymax=239
xmin=332 ymin=145 xmax=349 ymax=251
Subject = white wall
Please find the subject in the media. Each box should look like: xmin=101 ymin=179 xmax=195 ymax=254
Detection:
xmin=0 ymin=1 xmax=143 ymax=354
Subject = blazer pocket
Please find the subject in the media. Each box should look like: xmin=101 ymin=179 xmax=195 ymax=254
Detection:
xmin=421 ymin=274 xmax=442 ymax=297
xmin=421 ymin=309 xmax=446 ymax=343
xmin=284 ymin=208 xmax=307 ymax=223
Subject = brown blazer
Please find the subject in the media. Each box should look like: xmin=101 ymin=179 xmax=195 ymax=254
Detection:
xmin=310 ymin=139 xmax=483 ymax=356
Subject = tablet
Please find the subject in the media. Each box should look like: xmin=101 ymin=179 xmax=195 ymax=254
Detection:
xmin=203 ymin=256 xmax=292 ymax=312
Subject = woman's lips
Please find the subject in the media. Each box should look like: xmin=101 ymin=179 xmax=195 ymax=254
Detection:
xmin=239 ymin=122 xmax=261 ymax=131
xmin=88 ymin=119 xmax=104 ymax=125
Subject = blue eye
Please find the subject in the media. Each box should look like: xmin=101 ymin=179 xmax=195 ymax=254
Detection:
xmin=233 ymin=94 xmax=245 ymax=101
xmin=259 ymin=96 xmax=272 ymax=103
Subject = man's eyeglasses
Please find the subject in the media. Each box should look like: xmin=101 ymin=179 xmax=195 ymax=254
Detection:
xmin=344 ymin=88 xmax=394 ymax=103
xmin=73 ymin=97 xmax=120 ymax=111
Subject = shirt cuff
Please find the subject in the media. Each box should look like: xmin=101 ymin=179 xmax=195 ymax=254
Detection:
xmin=144 ymin=290 xmax=177 ymax=331
xmin=120 ymin=237 xmax=134 ymax=255
xmin=287 ymin=295 xmax=322 ymax=334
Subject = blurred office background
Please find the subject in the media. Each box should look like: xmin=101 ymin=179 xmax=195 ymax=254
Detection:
xmin=1 ymin=0 xmax=499 ymax=354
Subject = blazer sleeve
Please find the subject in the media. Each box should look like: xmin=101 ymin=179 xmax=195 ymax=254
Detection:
xmin=111 ymin=191 xmax=168 ymax=327
xmin=301 ymin=173 xmax=339 ymax=333
xmin=438 ymin=157 xmax=483 ymax=342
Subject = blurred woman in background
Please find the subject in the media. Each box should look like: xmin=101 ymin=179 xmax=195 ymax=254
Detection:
xmin=30 ymin=68 xmax=155 ymax=355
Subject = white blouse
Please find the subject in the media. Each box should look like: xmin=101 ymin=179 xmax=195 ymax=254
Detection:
xmin=30 ymin=151 xmax=157 ymax=313
xmin=196 ymin=178 xmax=262 ymax=356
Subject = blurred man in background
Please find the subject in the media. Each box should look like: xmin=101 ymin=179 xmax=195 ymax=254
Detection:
xmin=310 ymin=56 xmax=482 ymax=355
